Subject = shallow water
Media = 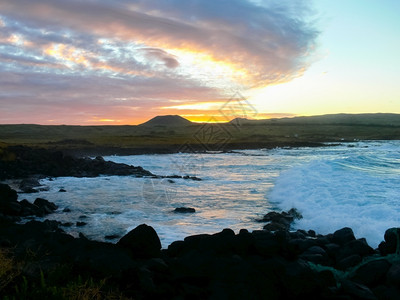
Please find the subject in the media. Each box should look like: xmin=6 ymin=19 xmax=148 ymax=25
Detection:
xmin=21 ymin=140 xmax=400 ymax=248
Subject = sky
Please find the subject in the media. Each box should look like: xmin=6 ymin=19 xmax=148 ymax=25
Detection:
xmin=0 ymin=0 xmax=399 ymax=125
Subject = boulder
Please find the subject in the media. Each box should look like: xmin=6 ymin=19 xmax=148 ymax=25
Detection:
xmin=336 ymin=254 xmax=362 ymax=270
xmin=340 ymin=280 xmax=377 ymax=300
xmin=0 ymin=183 xmax=18 ymax=202
xmin=351 ymin=259 xmax=391 ymax=286
xmin=336 ymin=238 xmax=374 ymax=261
xmin=3 ymin=201 xmax=22 ymax=216
xmin=300 ymin=246 xmax=330 ymax=265
xmin=33 ymin=198 xmax=58 ymax=211
xmin=260 ymin=209 xmax=302 ymax=231
xmin=19 ymin=199 xmax=40 ymax=216
xmin=118 ymin=224 xmax=161 ymax=258
xmin=379 ymin=228 xmax=400 ymax=255
xmin=386 ymin=263 xmax=400 ymax=286
xmin=331 ymin=227 xmax=356 ymax=245
xmin=105 ymin=234 xmax=120 ymax=240
xmin=19 ymin=178 xmax=41 ymax=193
xmin=174 ymin=207 xmax=196 ymax=213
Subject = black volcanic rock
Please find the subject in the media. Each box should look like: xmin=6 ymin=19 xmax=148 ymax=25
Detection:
xmin=34 ymin=198 xmax=58 ymax=211
xmin=331 ymin=227 xmax=356 ymax=245
xmin=259 ymin=208 xmax=302 ymax=231
xmin=0 ymin=183 xmax=18 ymax=202
xmin=0 ymin=146 xmax=201 ymax=182
xmin=174 ymin=207 xmax=196 ymax=213
xmin=379 ymin=228 xmax=400 ymax=255
xmin=1 ymin=217 xmax=400 ymax=299
xmin=19 ymin=178 xmax=41 ymax=193
xmin=118 ymin=224 xmax=161 ymax=258
xmin=0 ymin=184 xmax=57 ymax=218
xmin=0 ymin=146 xmax=155 ymax=179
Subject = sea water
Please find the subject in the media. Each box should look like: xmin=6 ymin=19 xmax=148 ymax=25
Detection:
xmin=21 ymin=140 xmax=400 ymax=248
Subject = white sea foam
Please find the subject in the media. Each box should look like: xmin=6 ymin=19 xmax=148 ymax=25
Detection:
xmin=268 ymin=141 xmax=400 ymax=248
xmin=20 ymin=141 xmax=400 ymax=248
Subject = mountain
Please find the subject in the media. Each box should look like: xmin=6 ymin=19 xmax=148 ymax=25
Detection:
xmin=139 ymin=115 xmax=193 ymax=127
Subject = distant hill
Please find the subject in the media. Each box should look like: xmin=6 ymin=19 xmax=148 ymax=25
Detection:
xmin=265 ymin=113 xmax=400 ymax=126
xmin=139 ymin=115 xmax=193 ymax=127
xmin=228 ymin=113 xmax=400 ymax=126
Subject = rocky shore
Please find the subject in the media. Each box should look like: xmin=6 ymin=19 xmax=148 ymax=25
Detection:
xmin=1 ymin=183 xmax=400 ymax=299
xmin=0 ymin=146 xmax=201 ymax=186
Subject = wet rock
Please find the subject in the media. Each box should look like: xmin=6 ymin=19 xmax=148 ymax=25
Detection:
xmin=105 ymin=234 xmax=120 ymax=240
xmin=264 ymin=222 xmax=289 ymax=231
xmin=19 ymin=178 xmax=41 ymax=193
xmin=59 ymin=188 xmax=67 ymax=192
xmin=118 ymin=224 xmax=161 ymax=258
xmin=379 ymin=228 xmax=400 ymax=255
xmin=0 ymin=146 xmax=156 ymax=179
xmin=34 ymin=198 xmax=58 ymax=211
xmin=260 ymin=208 xmax=302 ymax=231
xmin=76 ymin=221 xmax=87 ymax=227
xmin=174 ymin=207 xmax=196 ymax=213
xmin=182 ymin=175 xmax=202 ymax=181
xmin=62 ymin=207 xmax=71 ymax=212
xmin=331 ymin=227 xmax=356 ymax=245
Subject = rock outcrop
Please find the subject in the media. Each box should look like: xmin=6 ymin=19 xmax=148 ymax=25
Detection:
xmin=1 ymin=212 xmax=400 ymax=299
xmin=0 ymin=183 xmax=57 ymax=219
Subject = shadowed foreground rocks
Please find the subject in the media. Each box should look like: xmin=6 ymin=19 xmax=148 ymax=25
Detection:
xmin=1 ymin=183 xmax=400 ymax=299
xmin=1 ymin=208 xmax=400 ymax=299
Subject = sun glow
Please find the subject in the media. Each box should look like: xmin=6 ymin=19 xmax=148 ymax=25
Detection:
xmin=169 ymin=48 xmax=249 ymax=86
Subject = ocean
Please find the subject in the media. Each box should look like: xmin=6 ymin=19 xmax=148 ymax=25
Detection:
xmin=21 ymin=140 xmax=400 ymax=248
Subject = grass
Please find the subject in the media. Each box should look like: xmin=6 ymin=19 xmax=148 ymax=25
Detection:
xmin=0 ymin=249 xmax=20 ymax=294
xmin=0 ymin=248 xmax=129 ymax=300
xmin=0 ymin=113 xmax=399 ymax=153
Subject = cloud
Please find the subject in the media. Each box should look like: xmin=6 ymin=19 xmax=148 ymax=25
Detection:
xmin=0 ymin=0 xmax=319 ymax=124
xmin=140 ymin=48 xmax=180 ymax=68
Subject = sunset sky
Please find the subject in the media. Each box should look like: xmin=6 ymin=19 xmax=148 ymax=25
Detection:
xmin=0 ymin=0 xmax=399 ymax=125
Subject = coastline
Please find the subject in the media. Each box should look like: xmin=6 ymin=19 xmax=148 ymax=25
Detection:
xmin=1 ymin=145 xmax=400 ymax=298
xmin=1 ymin=190 xmax=400 ymax=299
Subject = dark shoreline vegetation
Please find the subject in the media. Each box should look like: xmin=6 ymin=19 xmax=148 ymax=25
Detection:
xmin=1 ymin=113 xmax=400 ymax=299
